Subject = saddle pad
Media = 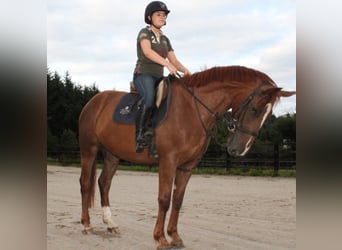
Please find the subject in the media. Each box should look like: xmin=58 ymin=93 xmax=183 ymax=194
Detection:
xmin=112 ymin=94 xmax=140 ymax=124
xmin=113 ymin=79 xmax=172 ymax=128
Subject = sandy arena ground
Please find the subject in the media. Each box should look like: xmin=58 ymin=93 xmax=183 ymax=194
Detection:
xmin=47 ymin=165 xmax=296 ymax=250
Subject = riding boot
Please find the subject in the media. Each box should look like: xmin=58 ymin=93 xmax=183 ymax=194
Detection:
xmin=148 ymin=132 xmax=159 ymax=159
xmin=135 ymin=104 xmax=152 ymax=153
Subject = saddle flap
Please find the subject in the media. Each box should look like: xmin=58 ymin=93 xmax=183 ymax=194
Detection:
xmin=113 ymin=77 xmax=172 ymax=128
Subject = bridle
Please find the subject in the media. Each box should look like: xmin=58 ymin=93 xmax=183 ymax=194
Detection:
xmin=175 ymin=73 xmax=270 ymax=139
xmin=229 ymin=81 xmax=271 ymax=137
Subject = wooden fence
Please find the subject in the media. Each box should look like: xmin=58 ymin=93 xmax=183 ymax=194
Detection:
xmin=198 ymin=142 xmax=296 ymax=175
xmin=48 ymin=142 xmax=295 ymax=174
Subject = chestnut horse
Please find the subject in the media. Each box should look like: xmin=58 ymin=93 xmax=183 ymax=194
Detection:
xmin=79 ymin=66 xmax=295 ymax=249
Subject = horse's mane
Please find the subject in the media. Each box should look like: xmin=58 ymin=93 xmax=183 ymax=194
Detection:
xmin=181 ymin=66 xmax=275 ymax=88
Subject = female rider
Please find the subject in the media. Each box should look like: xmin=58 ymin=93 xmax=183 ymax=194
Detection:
xmin=133 ymin=1 xmax=190 ymax=156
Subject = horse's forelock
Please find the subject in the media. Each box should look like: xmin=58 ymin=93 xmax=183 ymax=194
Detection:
xmin=261 ymin=87 xmax=282 ymax=106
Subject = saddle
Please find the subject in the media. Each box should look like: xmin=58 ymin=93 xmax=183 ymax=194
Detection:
xmin=112 ymin=77 xmax=172 ymax=128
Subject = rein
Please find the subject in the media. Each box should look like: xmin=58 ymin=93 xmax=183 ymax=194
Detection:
xmin=175 ymin=74 xmax=218 ymax=119
xmin=174 ymin=73 xmax=269 ymax=142
xmin=175 ymin=73 xmax=221 ymax=137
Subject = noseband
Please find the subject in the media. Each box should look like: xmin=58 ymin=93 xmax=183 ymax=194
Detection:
xmin=175 ymin=74 xmax=270 ymax=138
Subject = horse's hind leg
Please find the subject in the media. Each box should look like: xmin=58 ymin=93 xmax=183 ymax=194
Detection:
xmin=167 ymin=164 xmax=194 ymax=248
xmin=98 ymin=148 xmax=120 ymax=234
xmin=79 ymin=145 xmax=98 ymax=234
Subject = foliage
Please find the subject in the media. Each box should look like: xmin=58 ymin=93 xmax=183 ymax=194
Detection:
xmin=47 ymin=128 xmax=59 ymax=151
xmin=60 ymin=129 xmax=78 ymax=150
xmin=59 ymin=129 xmax=78 ymax=166
xmin=275 ymin=113 xmax=296 ymax=141
xmin=47 ymin=69 xmax=100 ymax=153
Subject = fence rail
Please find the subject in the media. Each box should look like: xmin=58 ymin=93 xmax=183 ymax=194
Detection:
xmin=48 ymin=142 xmax=296 ymax=175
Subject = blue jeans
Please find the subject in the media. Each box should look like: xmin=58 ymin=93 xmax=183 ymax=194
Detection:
xmin=133 ymin=73 xmax=159 ymax=108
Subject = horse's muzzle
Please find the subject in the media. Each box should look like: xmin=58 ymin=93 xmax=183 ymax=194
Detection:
xmin=227 ymin=147 xmax=240 ymax=157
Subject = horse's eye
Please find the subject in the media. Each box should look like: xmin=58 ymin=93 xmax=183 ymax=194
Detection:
xmin=250 ymin=107 xmax=258 ymax=116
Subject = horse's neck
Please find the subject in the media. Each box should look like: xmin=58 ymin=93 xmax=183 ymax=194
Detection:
xmin=194 ymin=82 xmax=233 ymax=116
xmin=174 ymin=81 xmax=233 ymax=128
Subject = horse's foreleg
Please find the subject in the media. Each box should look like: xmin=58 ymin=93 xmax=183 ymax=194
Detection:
xmin=167 ymin=168 xmax=193 ymax=248
xmin=154 ymin=164 xmax=175 ymax=250
xmin=98 ymin=149 xmax=120 ymax=234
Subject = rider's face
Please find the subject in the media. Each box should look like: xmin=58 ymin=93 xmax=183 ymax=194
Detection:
xmin=150 ymin=11 xmax=167 ymax=27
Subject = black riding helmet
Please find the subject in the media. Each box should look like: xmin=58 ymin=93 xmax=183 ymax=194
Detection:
xmin=144 ymin=1 xmax=170 ymax=24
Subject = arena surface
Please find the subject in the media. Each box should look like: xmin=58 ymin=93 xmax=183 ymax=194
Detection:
xmin=47 ymin=165 xmax=296 ymax=250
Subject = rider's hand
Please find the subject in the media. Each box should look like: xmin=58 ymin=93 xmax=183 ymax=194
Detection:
xmin=183 ymin=69 xmax=191 ymax=76
xmin=166 ymin=62 xmax=178 ymax=75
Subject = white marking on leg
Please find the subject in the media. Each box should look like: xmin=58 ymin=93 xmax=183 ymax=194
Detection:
xmin=102 ymin=206 xmax=119 ymax=231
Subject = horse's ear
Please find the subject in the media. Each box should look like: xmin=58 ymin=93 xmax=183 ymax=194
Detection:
xmin=278 ymin=90 xmax=296 ymax=97
xmin=262 ymin=88 xmax=296 ymax=98
xmin=262 ymin=87 xmax=282 ymax=97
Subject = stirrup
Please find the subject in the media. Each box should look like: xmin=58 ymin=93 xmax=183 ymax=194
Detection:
xmin=136 ymin=143 xmax=145 ymax=153
xmin=136 ymin=137 xmax=148 ymax=153
xmin=149 ymin=147 xmax=159 ymax=159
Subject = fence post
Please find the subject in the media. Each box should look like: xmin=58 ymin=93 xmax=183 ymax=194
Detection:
xmin=225 ymin=151 xmax=231 ymax=172
xmin=273 ymin=143 xmax=280 ymax=176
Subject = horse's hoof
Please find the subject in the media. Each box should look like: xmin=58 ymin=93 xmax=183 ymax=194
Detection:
xmin=171 ymin=240 xmax=185 ymax=249
xmin=156 ymin=238 xmax=172 ymax=250
xmin=107 ymin=226 xmax=120 ymax=234
xmin=169 ymin=233 xmax=184 ymax=248
xmin=82 ymin=226 xmax=92 ymax=235
xmin=156 ymin=245 xmax=172 ymax=250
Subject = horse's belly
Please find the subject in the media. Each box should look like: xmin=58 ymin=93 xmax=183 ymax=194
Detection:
xmin=98 ymin=123 xmax=157 ymax=165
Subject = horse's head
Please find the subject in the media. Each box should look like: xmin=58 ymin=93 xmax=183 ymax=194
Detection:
xmin=226 ymin=82 xmax=296 ymax=157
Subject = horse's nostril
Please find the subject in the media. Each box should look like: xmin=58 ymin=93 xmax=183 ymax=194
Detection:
xmin=228 ymin=148 xmax=238 ymax=156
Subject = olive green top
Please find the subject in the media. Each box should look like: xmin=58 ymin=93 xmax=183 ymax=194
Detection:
xmin=134 ymin=27 xmax=174 ymax=78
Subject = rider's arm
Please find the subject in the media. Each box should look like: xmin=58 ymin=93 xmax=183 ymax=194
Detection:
xmin=140 ymin=39 xmax=178 ymax=74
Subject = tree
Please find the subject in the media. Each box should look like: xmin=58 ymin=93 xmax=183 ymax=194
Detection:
xmin=275 ymin=113 xmax=296 ymax=141
xmin=258 ymin=114 xmax=277 ymax=142
xmin=60 ymin=129 xmax=78 ymax=151
xmin=59 ymin=128 xmax=78 ymax=165
xmin=47 ymin=69 xmax=99 ymax=154
xmin=47 ymin=128 xmax=59 ymax=151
